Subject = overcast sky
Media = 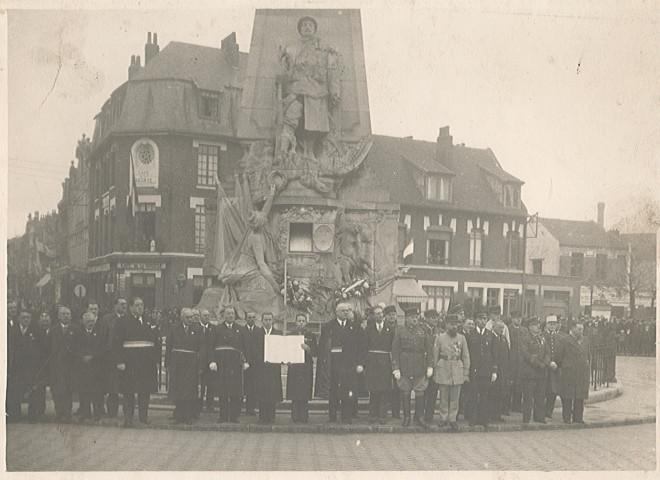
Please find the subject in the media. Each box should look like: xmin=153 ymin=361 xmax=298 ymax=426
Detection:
xmin=5 ymin=0 xmax=659 ymax=237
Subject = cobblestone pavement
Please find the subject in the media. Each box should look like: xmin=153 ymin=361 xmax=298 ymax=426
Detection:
xmin=5 ymin=356 xmax=656 ymax=471
xmin=5 ymin=422 xmax=655 ymax=471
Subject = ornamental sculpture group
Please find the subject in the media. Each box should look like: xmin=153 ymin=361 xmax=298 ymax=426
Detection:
xmin=206 ymin=16 xmax=375 ymax=320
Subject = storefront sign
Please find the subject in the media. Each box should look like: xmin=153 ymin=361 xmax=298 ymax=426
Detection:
xmin=118 ymin=262 xmax=166 ymax=271
xmin=88 ymin=263 xmax=111 ymax=273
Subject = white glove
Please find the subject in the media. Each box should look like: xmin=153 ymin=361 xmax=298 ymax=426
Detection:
xmin=549 ymin=361 xmax=558 ymax=371
xmin=242 ymin=362 xmax=250 ymax=371
xmin=426 ymin=367 xmax=433 ymax=378
xmin=209 ymin=362 xmax=218 ymax=372
xmin=491 ymin=372 xmax=498 ymax=383
xmin=356 ymin=365 xmax=364 ymax=374
xmin=301 ymin=343 xmax=311 ymax=352
xmin=117 ymin=363 xmax=126 ymax=371
xmin=393 ymin=370 xmax=401 ymax=380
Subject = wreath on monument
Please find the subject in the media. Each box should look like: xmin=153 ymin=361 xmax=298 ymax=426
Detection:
xmin=281 ymin=277 xmax=314 ymax=313
xmin=334 ymin=278 xmax=373 ymax=302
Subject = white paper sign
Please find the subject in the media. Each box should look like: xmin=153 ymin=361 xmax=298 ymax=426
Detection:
xmin=264 ymin=335 xmax=305 ymax=364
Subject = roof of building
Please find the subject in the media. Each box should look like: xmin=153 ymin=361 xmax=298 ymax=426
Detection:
xmin=364 ymin=135 xmax=527 ymax=217
xmin=540 ymin=217 xmax=626 ymax=249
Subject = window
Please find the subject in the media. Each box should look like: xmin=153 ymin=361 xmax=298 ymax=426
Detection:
xmin=513 ymin=186 xmax=520 ymax=207
xmin=596 ymin=254 xmax=607 ymax=278
xmin=194 ymin=205 xmax=206 ymax=254
xmin=200 ymin=92 xmax=219 ymax=118
xmin=532 ymin=259 xmax=543 ymax=275
xmin=413 ymin=171 xmax=424 ymax=193
xmin=427 ymin=239 xmax=448 ymax=265
xmin=193 ymin=275 xmax=214 ymax=305
xmin=465 ymin=287 xmax=483 ymax=316
xmin=132 ymin=274 xmax=155 ymax=286
xmin=544 ymin=290 xmax=570 ymax=302
xmin=505 ymin=231 xmax=520 ymax=268
xmin=503 ymin=289 xmax=518 ymax=316
xmin=423 ymin=286 xmax=453 ymax=313
xmin=197 ymin=144 xmax=219 ymax=186
xmin=137 ymin=205 xmax=156 ymax=252
xmin=570 ymin=252 xmax=584 ymax=277
xmin=487 ymin=288 xmax=500 ymax=308
xmin=289 ymin=223 xmax=313 ymax=252
xmin=469 ymin=229 xmax=483 ymax=267
xmin=426 ymin=175 xmax=450 ymax=201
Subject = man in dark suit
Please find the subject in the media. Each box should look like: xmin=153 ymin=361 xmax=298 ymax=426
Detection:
xmin=507 ymin=311 xmax=527 ymax=413
xmin=242 ymin=311 xmax=262 ymax=416
xmin=287 ymin=313 xmax=317 ymax=423
xmin=100 ymin=297 xmax=127 ymax=418
xmin=488 ymin=320 xmax=510 ymax=422
xmin=49 ymin=306 xmax=81 ymax=422
xmin=113 ymin=297 xmax=161 ymax=427
xmin=554 ymin=321 xmax=591 ymax=424
xmin=465 ymin=310 xmax=498 ymax=430
xmin=206 ymin=305 xmax=249 ymax=423
xmin=383 ymin=305 xmax=401 ymax=419
xmin=318 ymin=302 xmax=364 ymax=424
xmin=519 ymin=316 xmax=551 ymax=423
xmin=542 ymin=315 xmax=562 ymax=418
xmin=198 ymin=308 xmax=215 ymax=412
xmin=256 ymin=312 xmax=283 ymax=424
xmin=33 ymin=311 xmax=52 ymax=417
xmin=165 ymin=308 xmax=204 ymax=425
xmin=362 ymin=306 xmax=395 ymax=424
xmin=74 ymin=312 xmax=109 ymax=422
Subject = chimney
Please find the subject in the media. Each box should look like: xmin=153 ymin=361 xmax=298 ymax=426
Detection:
xmin=145 ymin=32 xmax=160 ymax=65
xmin=128 ymin=54 xmax=142 ymax=80
xmin=597 ymin=202 xmax=605 ymax=228
xmin=221 ymin=32 xmax=240 ymax=69
xmin=436 ymin=126 xmax=453 ymax=163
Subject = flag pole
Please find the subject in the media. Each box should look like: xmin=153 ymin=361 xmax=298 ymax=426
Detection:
xmin=283 ymin=257 xmax=287 ymax=336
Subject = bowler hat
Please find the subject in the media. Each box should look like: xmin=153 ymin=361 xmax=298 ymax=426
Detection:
xmin=383 ymin=305 xmax=397 ymax=315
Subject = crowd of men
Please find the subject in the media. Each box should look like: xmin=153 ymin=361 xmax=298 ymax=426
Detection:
xmin=7 ymin=295 xmax=613 ymax=431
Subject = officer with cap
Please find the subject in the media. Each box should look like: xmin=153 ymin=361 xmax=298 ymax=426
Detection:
xmin=465 ymin=308 xmax=498 ymax=430
xmin=421 ymin=309 xmax=441 ymax=425
xmin=543 ymin=315 xmax=563 ymax=418
xmin=391 ymin=307 xmax=433 ymax=427
xmin=519 ymin=316 xmax=551 ymax=423
xmin=485 ymin=305 xmax=510 ymax=347
xmin=508 ymin=310 xmax=528 ymax=413
xmin=383 ymin=305 xmax=400 ymax=418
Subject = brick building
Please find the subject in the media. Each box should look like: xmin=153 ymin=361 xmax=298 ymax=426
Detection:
xmin=363 ymin=128 xmax=581 ymax=318
xmin=86 ymin=32 xmax=247 ymax=311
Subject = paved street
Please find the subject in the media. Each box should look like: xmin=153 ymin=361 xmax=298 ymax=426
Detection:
xmin=5 ymin=422 xmax=655 ymax=471
xmin=5 ymin=356 xmax=656 ymax=471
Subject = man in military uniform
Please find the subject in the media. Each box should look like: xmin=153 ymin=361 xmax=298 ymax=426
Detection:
xmin=113 ymin=297 xmax=161 ymax=428
xmin=421 ymin=309 xmax=441 ymax=426
xmin=206 ymin=306 xmax=249 ymax=423
xmin=100 ymin=297 xmax=127 ymax=418
xmin=318 ymin=302 xmax=364 ymax=424
xmin=542 ymin=315 xmax=562 ymax=418
xmin=383 ymin=305 xmax=400 ymax=418
xmin=519 ymin=317 xmax=551 ymax=423
xmin=362 ymin=306 xmax=395 ymax=424
xmin=391 ymin=307 xmax=433 ymax=427
xmin=74 ymin=312 xmax=108 ymax=423
xmin=465 ymin=310 xmax=498 ymax=430
xmin=507 ymin=310 xmax=527 ymax=413
xmin=256 ymin=312 xmax=283 ymax=424
xmin=165 ymin=308 xmax=203 ymax=425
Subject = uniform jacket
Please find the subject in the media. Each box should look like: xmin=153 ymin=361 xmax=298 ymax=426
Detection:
xmin=391 ymin=324 xmax=433 ymax=376
xmin=491 ymin=332 xmax=511 ymax=387
xmin=204 ymin=321 xmax=247 ymax=396
xmin=466 ymin=328 xmax=498 ymax=379
xmin=73 ymin=323 xmax=109 ymax=394
xmin=165 ymin=322 xmax=203 ymax=401
xmin=361 ymin=322 xmax=395 ymax=392
xmin=286 ymin=329 xmax=317 ymax=401
xmin=432 ymin=332 xmax=470 ymax=385
xmin=113 ymin=313 xmax=161 ymax=394
xmin=555 ymin=334 xmax=591 ymax=399
xmin=543 ymin=330 xmax=564 ymax=393
xmin=48 ymin=322 xmax=81 ymax=389
xmin=519 ymin=332 xmax=551 ymax=380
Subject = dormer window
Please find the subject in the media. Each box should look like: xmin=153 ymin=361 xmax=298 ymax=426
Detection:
xmin=426 ymin=175 xmax=450 ymax=201
xmin=199 ymin=91 xmax=219 ymax=119
xmin=503 ymin=183 xmax=521 ymax=208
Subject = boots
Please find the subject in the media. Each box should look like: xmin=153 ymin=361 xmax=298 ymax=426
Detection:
xmin=414 ymin=394 xmax=428 ymax=428
xmin=402 ymin=392 xmax=411 ymax=427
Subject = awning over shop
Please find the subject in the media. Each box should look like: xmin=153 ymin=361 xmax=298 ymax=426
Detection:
xmin=393 ymin=277 xmax=428 ymax=303
xmin=35 ymin=273 xmax=51 ymax=288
